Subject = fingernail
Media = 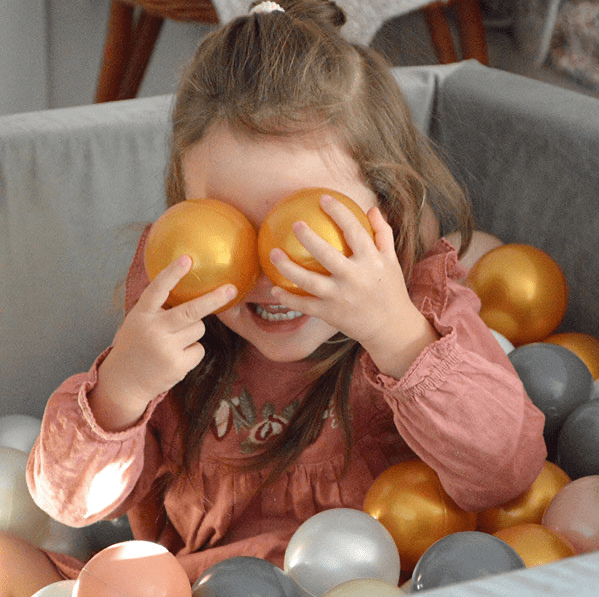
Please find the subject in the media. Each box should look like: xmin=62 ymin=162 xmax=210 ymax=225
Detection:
xmin=321 ymin=194 xmax=333 ymax=203
xmin=292 ymin=221 xmax=306 ymax=233
xmin=270 ymin=248 xmax=283 ymax=264
xmin=225 ymin=285 xmax=237 ymax=298
xmin=178 ymin=254 xmax=192 ymax=268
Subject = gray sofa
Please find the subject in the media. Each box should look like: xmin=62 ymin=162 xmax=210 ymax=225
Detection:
xmin=1 ymin=60 xmax=598 ymax=596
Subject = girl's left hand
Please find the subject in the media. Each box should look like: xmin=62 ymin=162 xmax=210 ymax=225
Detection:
xmin=270 ymin=195 xmax=438 ymax=376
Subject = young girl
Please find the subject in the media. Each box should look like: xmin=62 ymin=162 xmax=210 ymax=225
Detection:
xmin=8 ymin=1 xmax=547 ymax=595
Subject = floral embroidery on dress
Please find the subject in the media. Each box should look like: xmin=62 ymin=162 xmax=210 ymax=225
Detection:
xmin=211 ymin=387 xmax=340 ymax=452
xmin=240 ymin=401 xmax=291 ymax=453
xmin=212 ymin=388 xmax=256 ymax=439
xmin=212 ymin=386 xmax=300 ymax=453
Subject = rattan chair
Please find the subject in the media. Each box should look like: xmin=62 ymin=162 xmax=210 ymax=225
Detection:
xmin=95 ymin=0 xmax=219 ymax=103
xmin=94 ymin=0 xmax=487 ymax=103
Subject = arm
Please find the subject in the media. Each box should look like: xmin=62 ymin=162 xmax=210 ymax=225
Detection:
xmin=26 ymin=353 xmax=166 ymax=526
xmin=361 ymin=247 xmax=547 ymax=511
xmin=27 ymin=227 xmax=236 ymax=524
xmin=260 ymin=194 xmax=546 ymax=510
xmin=270 ymin=197 xmax=441 ymax=379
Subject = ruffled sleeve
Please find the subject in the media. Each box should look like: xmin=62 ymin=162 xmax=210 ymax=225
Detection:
xmin=27 ymin=226 xmax=166 ymax=526
xmin=360 ymin=239 xmax=547 ymax=511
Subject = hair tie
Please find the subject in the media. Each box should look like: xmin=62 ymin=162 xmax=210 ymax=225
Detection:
xmin=250 ymin=2 xmax=285 ymax=14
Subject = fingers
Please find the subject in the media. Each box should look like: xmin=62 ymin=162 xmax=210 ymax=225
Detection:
xmin=291 ymin=221 xmax=347 ymax=274
xmin=319 ymin=196 xmax=395 ymax=258
xmin=176 ymin=319 xmax=208 ymax=348
xmin=320 ymin=195 xmax=375 ymax=256
xmin=270 ymin=248 xmax=332 ymax=298
xmin=280 ymin=195 xmax=378 ymax=279
xmin=368 ymin=206 xmax=396 ymax=255
xmin=182 ymin=341 xmax=206 ymax=367
xmin=138 ymin=255 xmax=193 ymax=312
xmin=166 ymin=284 xmax=238 ymax=332
xmin=138 ymin=254 xmax=238 ymax=324
xmin=270 ymin=284 xmax=319 ymax=316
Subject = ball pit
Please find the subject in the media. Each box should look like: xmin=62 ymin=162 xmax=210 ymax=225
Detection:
xmin=82 ymin=515 xmax=134 ymax=555
xmin=556 ymin=399 xmax=599 ymax=479
xmin=543 ymin=476 xmax=599 ymax=554
xmin=37 ymin=517 xmax=92 ymax=562
xmin=489 ymin=329 xmax=515 ymax=355
xmin=544 ymin=333 xmax=599 ymax=380
xmin=0 ymin=414 xmax=41 ymax=454
xmin=6 ymin=232 xmax=598 ymax=596
xmin=321 ymin=578 xmax=403 ymax=597
xmin=31 ymin=580 xmax=76 ymax=597
xmin=508 ymin=343 xmax=594 ymax=454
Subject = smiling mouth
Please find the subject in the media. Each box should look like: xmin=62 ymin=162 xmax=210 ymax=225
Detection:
xmin=252 ymin=303 xmax=304 ymax=322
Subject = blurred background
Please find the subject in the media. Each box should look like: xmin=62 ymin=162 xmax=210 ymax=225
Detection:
xmin=1 ymin=0 xmax=598 ymax=117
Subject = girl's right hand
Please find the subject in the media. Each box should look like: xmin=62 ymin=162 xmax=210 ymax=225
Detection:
xmin=90 ymin=255 xmax=237 ymax=430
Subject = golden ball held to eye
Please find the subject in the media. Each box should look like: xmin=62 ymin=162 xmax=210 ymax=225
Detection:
xmin=258 ymin=187 xmax=375 ymax=295
xmin=144 ymin=199 xmax=260 ymax=312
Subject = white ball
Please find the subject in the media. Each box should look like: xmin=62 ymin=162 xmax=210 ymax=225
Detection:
xmin=322 ymin=579 xmax=404 ymax=597
xmin=31 ymin=580 xmax=76 ymax=597
xmin=0 ymin=446 xmax=51 ymax=543
xmin=490 ymin=329 xmax=515 ymax=355
xmin=0 ymin=415 xmax=42 ymax=453
xmin=284 ymin=508 xmax=400 ymax=597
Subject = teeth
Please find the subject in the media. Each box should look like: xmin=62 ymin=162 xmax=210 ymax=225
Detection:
xmin=254 ymin=304 xmax=304 ymax=322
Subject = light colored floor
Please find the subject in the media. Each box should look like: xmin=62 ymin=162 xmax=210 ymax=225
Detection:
xmin=371 ymin=10 xmax=599 ymax=100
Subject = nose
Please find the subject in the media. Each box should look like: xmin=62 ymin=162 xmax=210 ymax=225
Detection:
xmin=245 ymin=271 xmax=275 ymax=302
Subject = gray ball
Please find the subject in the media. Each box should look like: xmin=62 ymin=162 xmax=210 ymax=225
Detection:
xmin=192 ymin=556 xmax=303 ymax=597
xmin=557 ymin=399 xmax=599 ymax=479
xmin=509 ymin=343 xmax=594 ymax=454
xmin=410 ymin=531 xmax=525 ymax=592
xmin=82 ymin=515 xmax=134 ymax=554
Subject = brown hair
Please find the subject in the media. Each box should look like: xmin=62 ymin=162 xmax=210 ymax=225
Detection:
xmin=166 ymin=0 xmax=473 ymax=485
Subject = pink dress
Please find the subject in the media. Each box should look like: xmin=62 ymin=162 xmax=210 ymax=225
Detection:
xmin=27 ymin=230 xmax=547 ymax=583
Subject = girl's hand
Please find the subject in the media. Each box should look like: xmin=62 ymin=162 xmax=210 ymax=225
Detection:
xmin=270 ymin=195 xmax=438 ymax=378
xmin=90 ymin=255 xmax=237 ymax=430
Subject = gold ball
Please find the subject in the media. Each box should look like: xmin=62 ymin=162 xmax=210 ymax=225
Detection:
xmin=363 ymin=461 xmax=477 ymax=573
xmin=493 ymin=523 xmax=576 ymax=568
xmin=478 ymin=461 xmax=571 ymax=534
xmin=466 ymin=244 xmax=568 ymax=346
xmin=445 ymin=230 xmax=504 ymax=283
xmin=144 ymin=199 xmax=259 ymax=312
xmin=544 ymin=332 xmax=599 ymax=380
xmin=258 ymin=188 xmax=374 ymax=295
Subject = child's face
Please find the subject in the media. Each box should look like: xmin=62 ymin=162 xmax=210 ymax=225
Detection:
xmin=182 ymin=125 xmax=378 ymax=362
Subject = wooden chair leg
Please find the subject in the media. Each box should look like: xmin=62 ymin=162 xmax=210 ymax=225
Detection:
xmin=453 ymin=0 xmax=489 ymax=64
xmin=117 ymin=11 xmax=164 ymax=100
xmin=95 ymin=0 xmax=134 ymax=103
xmin=423 ymin=3 xmax=458 ymax=64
